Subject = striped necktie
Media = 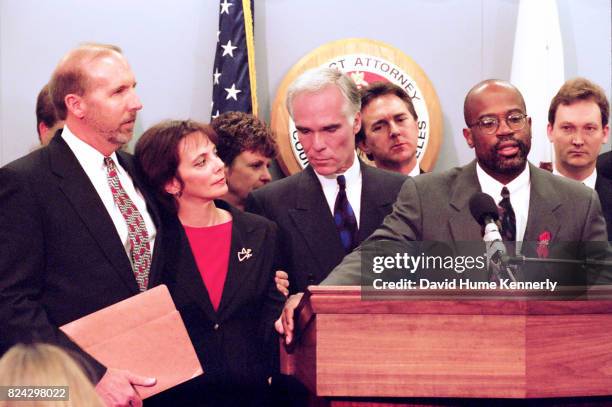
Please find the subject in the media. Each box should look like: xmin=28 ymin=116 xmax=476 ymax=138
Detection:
xmin=498 ymin=186 xmax=517 ymax=242
xmin=333 ymin=175 xmax=358 ymax=253
xmin=104 ymin=156 xmax=151 ymax=291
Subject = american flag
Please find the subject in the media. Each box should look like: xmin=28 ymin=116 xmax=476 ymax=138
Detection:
xmin=211 ymin=0 xmax=257 ymax=119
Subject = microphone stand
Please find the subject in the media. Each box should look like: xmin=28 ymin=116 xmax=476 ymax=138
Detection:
xmin=502 ymin=255 xmax=612 ymax=268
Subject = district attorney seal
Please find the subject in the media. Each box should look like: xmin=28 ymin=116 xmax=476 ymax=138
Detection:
xmin=272 ymin=38 xmax=443 ymax=175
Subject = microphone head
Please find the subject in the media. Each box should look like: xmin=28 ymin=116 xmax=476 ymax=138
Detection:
xmin=469 ymin=192 xmax=499 ymax=226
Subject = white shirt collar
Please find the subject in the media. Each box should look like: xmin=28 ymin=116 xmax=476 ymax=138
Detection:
xmin=408 ymin=163 xmax=421 ymax=177
xmin=476 ymin=162 xmax=530 ymax=198
xmin=552 ymin=166 xmax=597 ymax=190
xmin=60 ymin=124 xmax=157 ymax=257
xmin=476 ymin=162 xmax=531 ymax=246
xmin=314 ymin=151 xmax=361 ymax=187
xmin=313 ymin=152 xmax=363 ymax=227
xmin=61 ymin=125 xmax=120 ymax=169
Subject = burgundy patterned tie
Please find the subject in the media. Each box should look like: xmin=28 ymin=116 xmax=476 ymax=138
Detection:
xmin=104 ymin=157 xmax=151 ymax=291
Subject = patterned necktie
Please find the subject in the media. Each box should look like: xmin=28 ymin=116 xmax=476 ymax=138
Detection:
xmin=498 ymin=186 xmax=517 ymax=242
xmin=104 ymin=157 xmax=151 ymax=291
xmin=333 ymin=175 xmax=358 ymax=253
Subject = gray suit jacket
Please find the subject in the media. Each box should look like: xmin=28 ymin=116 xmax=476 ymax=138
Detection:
xmin=246 ymin=160 xmax=406 ymax=293
xmin=323 ymin=160 xmax=608 ymax=286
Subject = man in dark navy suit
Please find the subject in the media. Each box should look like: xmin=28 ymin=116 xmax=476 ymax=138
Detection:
xmin=247 ymin=67 xmax=405 ymax=297
xmin=246 ymin=67 xmax=405 ymax=407
xmin=0 ymin=43 xmax=162 ymax=407
xmin=546 ymin=77 xmax=611 ymax=238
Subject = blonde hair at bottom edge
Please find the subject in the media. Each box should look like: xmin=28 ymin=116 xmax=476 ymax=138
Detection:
xmin=0 ymin=343 xmax=104 ymax=407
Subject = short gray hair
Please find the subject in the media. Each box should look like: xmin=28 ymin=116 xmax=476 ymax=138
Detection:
xmin=286 ymin=67 xmax=361 ymax=121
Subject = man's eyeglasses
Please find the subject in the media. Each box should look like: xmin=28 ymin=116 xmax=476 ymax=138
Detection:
xmin=468 ymin=112 xmax=528 ymax=135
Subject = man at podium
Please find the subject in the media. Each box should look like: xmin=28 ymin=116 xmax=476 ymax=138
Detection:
xmin=280 ymin=79 xmax=609 ymax=344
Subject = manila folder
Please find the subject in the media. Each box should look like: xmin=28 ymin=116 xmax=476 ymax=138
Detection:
xmin=60 ymin=284 xmax=203 ymax=399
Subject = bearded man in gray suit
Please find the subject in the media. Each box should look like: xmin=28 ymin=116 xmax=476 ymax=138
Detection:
xmin=279 ymin=79 xmax=608 ymax=345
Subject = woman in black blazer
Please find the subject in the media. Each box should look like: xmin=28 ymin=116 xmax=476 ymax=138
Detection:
xmin=135 ymin=120 xmax=284 ymax=406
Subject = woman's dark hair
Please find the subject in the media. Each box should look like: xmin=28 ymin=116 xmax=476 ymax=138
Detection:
xmin=135 ymin=119 xmax=217 ymax=213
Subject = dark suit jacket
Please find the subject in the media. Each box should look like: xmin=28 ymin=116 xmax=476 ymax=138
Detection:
xmin=323 ymin=161 xmax=608 ymax=286
xmin=246 ymin=160 xmax=406 ymax=293
xmin=540 ymin=153 xmax=611 ymax=240
xmin=597 ymin=151 xmax=611 ymax=178
xmin=156 ymin=201 xmax=284 ymax=405
xmin=0 ymin=134 xmax=164 ymax=381
xmin=596 ymin=151 xmax=612 ymax=238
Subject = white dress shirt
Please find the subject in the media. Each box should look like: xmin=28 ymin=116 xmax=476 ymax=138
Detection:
xmin=476 ymin=163 xmax=531 ymax=246
xmin=314 ymin=152 xmax=363 ymax=228
xmin=553 ymin=166 xmax=597 ymax=190
xmin=61 ymin=126 xmax=157 ymax=258
xmin=408 ymin=163 xmax=421 ymax=177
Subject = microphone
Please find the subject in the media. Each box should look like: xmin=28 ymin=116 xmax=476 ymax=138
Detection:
xmin=469 ymin=193 xmax=505 ymax=262
xmin=469 ymin=193 xmax=516 ymax=282
xmin=468 ymin=192 xmax=500 ymax=227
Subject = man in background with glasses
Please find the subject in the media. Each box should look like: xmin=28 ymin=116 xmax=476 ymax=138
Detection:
xmin=545 ymin=78 xmax=611 ymax=238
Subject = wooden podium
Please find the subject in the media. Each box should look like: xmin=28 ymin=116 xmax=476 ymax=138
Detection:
xmin=281 ymin=286 xmax=612 ymax=406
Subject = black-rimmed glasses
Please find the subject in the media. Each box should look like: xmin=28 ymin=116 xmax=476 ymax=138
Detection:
xmin=468 ymin=112 xmax=528 ymax=134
